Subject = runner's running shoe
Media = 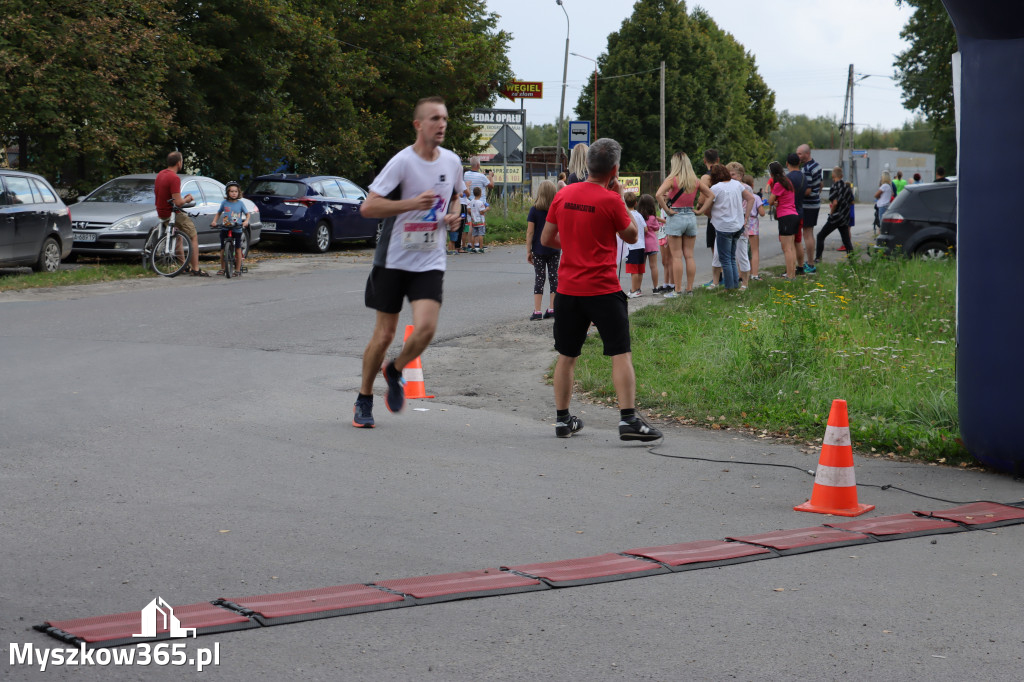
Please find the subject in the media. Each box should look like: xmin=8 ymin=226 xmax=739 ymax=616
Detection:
xmin=381 ymin=362 xmax=405 ymax=413
xmin=353 ymin=396 xmax=375 ymax=428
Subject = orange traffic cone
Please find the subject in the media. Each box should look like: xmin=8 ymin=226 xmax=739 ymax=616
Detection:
xmin=401 ymin=325 xmax=434 ymax=399
xmin=794 ymin=399 xmax=875 ymax=517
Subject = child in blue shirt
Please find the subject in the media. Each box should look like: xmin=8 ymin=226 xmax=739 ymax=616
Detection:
xmin=211 ymin=182 xmax=249 ymax=276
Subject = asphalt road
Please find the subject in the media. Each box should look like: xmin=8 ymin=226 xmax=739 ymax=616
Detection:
xmin=2 ymin=208 xmax=1022 ymax=681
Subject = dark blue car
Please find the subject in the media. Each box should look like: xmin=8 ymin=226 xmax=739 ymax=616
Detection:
xmin=245 ymin=174 xmax=380 ymax=252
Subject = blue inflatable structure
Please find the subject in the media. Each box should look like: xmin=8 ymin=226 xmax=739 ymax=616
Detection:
xmin=944 ymin=1 xmax=1024 ymax=473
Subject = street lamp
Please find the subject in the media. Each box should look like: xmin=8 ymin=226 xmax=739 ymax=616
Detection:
xmin=570 ymin=52 xmax=597 ymax=139
xmin=556 ymin=0 xmax=569 ymax=173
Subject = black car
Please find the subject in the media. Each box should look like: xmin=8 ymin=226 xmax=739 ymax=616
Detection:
xmin=876 ymin=181 xmax=957 ymax=258
xmin=0 ymin=170 xmax=73 ymax=272
xmin=246 ymin=174 xmax=379 ymax=252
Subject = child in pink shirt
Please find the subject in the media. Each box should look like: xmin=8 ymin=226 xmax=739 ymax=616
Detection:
xmin=638 ymin=194 xmax=663 ymax=294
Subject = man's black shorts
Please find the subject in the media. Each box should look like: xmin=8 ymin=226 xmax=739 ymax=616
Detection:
xmin=553 ymin=291 xmax=631 ymax=358
xmin=802 ymin=208 xmax=820 ymax=230
xmin=778 ymin=214 xmax=801 ymax=236
xmin=364 ymin=266 xmax=444 ymax=314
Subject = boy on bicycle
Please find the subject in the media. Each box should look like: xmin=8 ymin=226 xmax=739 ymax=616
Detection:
xmin=211 ymin=181 xmax=249 ymax=276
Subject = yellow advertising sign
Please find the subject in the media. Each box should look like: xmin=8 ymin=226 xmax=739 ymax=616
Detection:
xmin=481 ymin=165 xmax=524 ymax=184
xmin=619 ymin=176 xmax=641 ymax=195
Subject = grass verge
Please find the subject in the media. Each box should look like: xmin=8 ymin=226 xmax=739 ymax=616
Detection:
xmin=0 ymin=263 xmax=152 ymax=292
xmin=572 ymin=255 xmax=967 ymax=465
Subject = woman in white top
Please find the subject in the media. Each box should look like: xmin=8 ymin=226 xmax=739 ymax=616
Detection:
xmin=874 ymin=171 xmax=894 ymax=232
xmin=696 ymin=164 xmax=755 ymax=290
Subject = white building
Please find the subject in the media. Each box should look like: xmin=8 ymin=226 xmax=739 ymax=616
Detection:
xmin=806 ymin=148 xmax=936 ymax=203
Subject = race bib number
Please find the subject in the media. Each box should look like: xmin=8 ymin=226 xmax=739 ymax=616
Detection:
xmin=402 ymin=195 xmax=445 ymax=251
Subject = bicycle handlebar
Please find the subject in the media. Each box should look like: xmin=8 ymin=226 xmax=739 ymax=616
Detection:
xmin=167 ymin=198 xmax=196 ymax=211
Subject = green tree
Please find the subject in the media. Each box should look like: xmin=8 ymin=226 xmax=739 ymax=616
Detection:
xmin=335 ymin=0 xmax=513 ymax=181
xmin=0 ymin=0 xmax=198 ymax=191
xmin=1 ymin=0 xmax=511 ymax=191
xmin=572 ymin=0 xmax=776 ymax=175
xmin=894 ymin=0 xmax=957 ymax=170
xmin=525 ymin=121 xmax=561 ymax=151
xmin=770 ymin=111 xmax=840 ymax=164
xmin=170 ymin=0 xmax=385 ymax=182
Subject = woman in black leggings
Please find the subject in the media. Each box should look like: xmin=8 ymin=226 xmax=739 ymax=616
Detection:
xmin=526 ymin=180 xmax=560 ymax=320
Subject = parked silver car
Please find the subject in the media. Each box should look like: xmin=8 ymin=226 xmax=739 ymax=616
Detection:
xmin=69 ymin=174 xmax=261 ymax=258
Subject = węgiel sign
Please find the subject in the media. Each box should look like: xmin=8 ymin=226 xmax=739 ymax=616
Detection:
xmin=501 ymin=81 xmax=543 ymax=101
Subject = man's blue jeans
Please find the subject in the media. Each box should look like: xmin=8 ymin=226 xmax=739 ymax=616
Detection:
xmin=716 ymin=229 xmax=742 ymax=289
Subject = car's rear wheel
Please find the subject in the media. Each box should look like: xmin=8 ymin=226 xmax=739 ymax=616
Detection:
xmin=32 ymin=237 xmax=61 ymax=273
xmin=311 ymin=221 xmax=331 ymax=253
xmin=915 ymin=239 xmax=953 ymax=260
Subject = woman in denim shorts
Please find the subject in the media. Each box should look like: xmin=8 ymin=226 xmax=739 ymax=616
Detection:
xmin=656 ymin=152 xmax=713 ymax=295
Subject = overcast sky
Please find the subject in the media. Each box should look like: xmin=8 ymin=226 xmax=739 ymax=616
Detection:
xmin=485 ymin=0 xmax=919 ymax=131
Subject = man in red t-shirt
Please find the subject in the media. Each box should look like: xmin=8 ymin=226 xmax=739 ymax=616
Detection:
xmin=541 ymin=138 xmax=663 ymax=443
xmin=154 ymin=151 xmax=206 ymax=276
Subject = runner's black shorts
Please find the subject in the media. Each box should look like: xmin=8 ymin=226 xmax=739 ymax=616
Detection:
xmin=553 ymin=290 xmax=631 ymax=357
xmin=364 ymin=266 xmax=444 ymax=314
xmin=778 ymin=214 xmax=801 ymax=236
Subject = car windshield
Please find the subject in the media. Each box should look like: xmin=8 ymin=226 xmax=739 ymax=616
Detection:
xmin=84 ymin=179 xmax=154 ymax=203
xmin=246 ymin=180 xmax=306 ymax=198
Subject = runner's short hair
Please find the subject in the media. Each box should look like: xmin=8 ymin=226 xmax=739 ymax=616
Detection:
xmin=414 ymin=96 xmax=446 ymax=120
xmin=167 ymin=151 xmax=182 ymax=167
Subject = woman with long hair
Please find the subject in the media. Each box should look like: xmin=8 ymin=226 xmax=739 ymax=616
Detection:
xmin=874 ymin=170 xmax=894 ymax=232
xmin=566 ymin=144 xmax=589 ymax=184
xmin=767 ymin=161 xmax=799 ymax=279
xmin=526 ymin=180 xmax=560 ymax=319
xmin=656 ymin=151 xmax=713 ymax=295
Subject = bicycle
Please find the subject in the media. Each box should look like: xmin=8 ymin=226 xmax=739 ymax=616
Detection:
xmin=221 ymin=221 xmax=239 ymax=279
xmin=149 ymin=199 xmax=195 ymax=277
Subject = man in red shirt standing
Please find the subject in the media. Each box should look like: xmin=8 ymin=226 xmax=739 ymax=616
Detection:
xmin=154 ymin=151 xmax=207 ymax=276
xmin=541 ymin=138 xmax=663 ymax=442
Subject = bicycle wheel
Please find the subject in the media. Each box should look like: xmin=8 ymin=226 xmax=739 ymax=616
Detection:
xmin=141 ymin=229 xmax=160 ymax=272
xmin=225 ymin=247 xmax=233 ymax=278
xmin=151 ymin=231 xmax=191 ymax=277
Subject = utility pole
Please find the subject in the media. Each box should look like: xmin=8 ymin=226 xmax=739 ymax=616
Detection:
xmin=555 ymin=0 xmax=570 ymax=174
xmin=849 ymin=66 xmax=858 ymax=193
xmin=660 ymin=61 xmax=666 ymax=182
xmin=838 ymin=64 xmax=853 ymax=180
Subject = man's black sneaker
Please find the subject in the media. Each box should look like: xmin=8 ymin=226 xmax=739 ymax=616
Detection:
xmin=352 ymin=397 xmax=375 ymax=428
xmin=381 ymin=362 xmax=405 ymax=413
xmin=619 ymin=414 xmax=662 ymax=442
xmin=555 ymin=414 xmax=584 ymax=438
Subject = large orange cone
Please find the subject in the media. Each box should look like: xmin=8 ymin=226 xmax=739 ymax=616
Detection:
xmin=794 ymin=399 xmax=875 ymax=517
xmin=400 ymin=325 xmax=434 ymax=399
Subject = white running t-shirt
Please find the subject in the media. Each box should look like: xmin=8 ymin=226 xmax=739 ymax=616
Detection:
xmin=369 ymin=146 xmax=465 ymax=272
